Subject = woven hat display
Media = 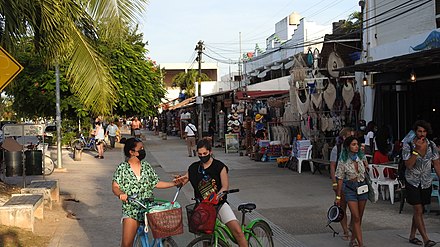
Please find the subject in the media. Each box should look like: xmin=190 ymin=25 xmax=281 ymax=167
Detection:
xmin=323 ymin=83 xmax=336 ymax=110
xmin=342 ymin=82 xmax=355 ymax=108
xmin=255 ymin=114 xmax=263 ymax=122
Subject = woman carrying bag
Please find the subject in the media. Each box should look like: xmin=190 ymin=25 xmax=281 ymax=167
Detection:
xmin=335 ymin=136 xmax=369 ymax=247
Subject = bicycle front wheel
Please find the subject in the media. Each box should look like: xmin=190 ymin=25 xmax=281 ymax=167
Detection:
xmin=248 ymin=221 xmax=274 ymax=247
xmin=161 ymin=237 xmax=178 ymax=247
xmin=186 ymin=235 xmax=229 ymax=247
xmin=43 ymin=155 xmax=55 ymax=175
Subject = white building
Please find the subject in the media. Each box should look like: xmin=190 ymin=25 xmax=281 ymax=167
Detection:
xmin=243 ymin=12 xmax=332 ymax=91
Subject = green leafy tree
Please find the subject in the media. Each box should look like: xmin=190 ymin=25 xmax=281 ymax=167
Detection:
xmin=97 ymin=26 xmax=166 ymax=116
xmin=5 ymin=38 xmax=89 ymax=122
xmin=341 ymin=11 xmax=362 ymax=33
xmin=0 ymin=0 xmax=149 ymax=115
xmin=171 ymin=70 xmax=211 ymax=97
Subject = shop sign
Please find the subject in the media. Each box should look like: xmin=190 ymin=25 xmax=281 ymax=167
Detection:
xmin=225 ymin=133 xmax=239 ymax=153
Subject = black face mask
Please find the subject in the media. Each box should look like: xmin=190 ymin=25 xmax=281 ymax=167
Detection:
xmin=199 ymin=154 xmax=211 ymax=164
xmin=95 ymin=121 xmax=100 ymax=125
xmin=137 ymin=149 xmax=146 ymax=161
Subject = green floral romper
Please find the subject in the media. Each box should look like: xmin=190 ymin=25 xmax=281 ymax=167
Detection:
xmin=112 ymin=161 xmax=159 ymax=221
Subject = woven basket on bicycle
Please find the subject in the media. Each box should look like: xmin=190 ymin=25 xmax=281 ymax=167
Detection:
xmin=146 ymin=206 xmax=183 ymax=239
xmin=186 ymin=203 xmax=217 ymax=234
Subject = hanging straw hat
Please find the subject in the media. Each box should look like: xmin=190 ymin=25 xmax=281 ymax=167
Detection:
xmin=323 ymin=83 xmax=336 ymax=110
xmin=342 ymin=82 xmax=355 ymax=108
xmin=255 ymin=114 xmax=263 ymax=122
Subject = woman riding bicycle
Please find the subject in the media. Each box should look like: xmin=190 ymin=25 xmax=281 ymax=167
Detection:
xmin=112 ymin=137 xmax=179 ymax=247
xmin=176 ymin=138 xmax=248 ymax=247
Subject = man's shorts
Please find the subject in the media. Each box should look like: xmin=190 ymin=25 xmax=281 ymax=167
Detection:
xmin=217 ymin=202 xmax=238 ymax=224
xmin=406 ymin=182 xmax=432 ymax=206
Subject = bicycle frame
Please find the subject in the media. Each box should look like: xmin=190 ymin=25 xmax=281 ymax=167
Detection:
xmin=134 ymin=225 xmax=164 ymax=247
xmin=210 ymin=218 xmax=270 ymax=247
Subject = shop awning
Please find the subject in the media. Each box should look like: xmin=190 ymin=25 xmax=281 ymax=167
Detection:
xmin=236 ymin=90 xmax=289 ymax=100
xmin=168 ymin=97 xmax=196 ymax=110
xmin=336 ymin=48 xmax=440 ymax=73
xmin=257 ymin=68 xmax=271 ymax=78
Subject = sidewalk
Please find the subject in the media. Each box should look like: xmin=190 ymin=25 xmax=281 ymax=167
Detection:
xmin=6 ymin=129 xmax=438 ymax=247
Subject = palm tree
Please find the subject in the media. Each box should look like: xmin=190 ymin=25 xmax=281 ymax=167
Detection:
xmin=171 ymin=69 xmax=211 ymax=97
xmin=0 ymin=0 xmax=149 ymax=114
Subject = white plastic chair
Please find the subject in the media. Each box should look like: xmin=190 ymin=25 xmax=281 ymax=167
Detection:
xmin=367 ymin=164 xmax=380 ymax=203
xmin=371 ymin=164 xmax=399 ymax=204
xmin=298 ymin=145 xmax=313 ymax=174
xmin=426 ymin=173 xmax=440 ymax=213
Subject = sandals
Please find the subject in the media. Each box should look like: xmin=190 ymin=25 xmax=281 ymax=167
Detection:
xmin=424 ymin=240 xmax=436 ymax=247
xmin=341 ymin=232 xmax=350 ymax=241
xmin=349 ymin=240 xmax=359 ymax=247
xmin=409 ymin=238 xmax=423 ymax=245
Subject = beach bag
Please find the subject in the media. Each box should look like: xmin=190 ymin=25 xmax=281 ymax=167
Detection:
xmin=187 ymin=202 xmax=217 ymax=234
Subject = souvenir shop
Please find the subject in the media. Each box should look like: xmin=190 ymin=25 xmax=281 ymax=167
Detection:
xmin=245 ymin=53 xmax=362 ymax=165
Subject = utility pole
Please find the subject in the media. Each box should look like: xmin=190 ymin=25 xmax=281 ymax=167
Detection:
xmin=55 ymin=63 xmax=63 ymax=169
xmin=238 ymin=32 xmax=242 ymax=89
xmin=195 ymin=40 xmax=204 ymax=140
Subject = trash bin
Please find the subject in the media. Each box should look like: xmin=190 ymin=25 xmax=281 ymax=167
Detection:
xmin=25 ymin=150 xmax=43 ymax=175
xmin=5 ymin=151 xmax=23 ymax=177
xmin=73 ymin=144 xmax=82 ymax=161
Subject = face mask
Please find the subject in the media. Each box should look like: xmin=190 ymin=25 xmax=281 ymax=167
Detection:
xmin=199 ymin=154 xmax=211 ymax=164
xmin=95 ymin=121 xmax=100 ymax=125
xmin=137 ymin=149 xmax=146 ymax=161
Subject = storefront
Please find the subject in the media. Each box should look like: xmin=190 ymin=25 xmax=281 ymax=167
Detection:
xmin=339 ymin=47 xmax=440 ymax=141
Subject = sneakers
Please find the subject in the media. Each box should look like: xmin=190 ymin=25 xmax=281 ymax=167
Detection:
xmin=95 ymin=155 xmax=100 ymax=158
xmin=95 ymin=155 xmax=104 ymax=159
xmin=99 ymin=156 xmax=104 ymax=159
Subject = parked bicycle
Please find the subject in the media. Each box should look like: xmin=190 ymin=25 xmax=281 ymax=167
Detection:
xmin=70 ymin=133 xmax=107 ymax=153
xmin=128 ymin=187 xmax=182 ymax=247
xmin=186 ymin=189 xmax=274 ymax=247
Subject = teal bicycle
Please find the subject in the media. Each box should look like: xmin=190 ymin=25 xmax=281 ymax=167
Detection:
xmin=186 ymin=189 xmax=274 ymax=247
xmin=128 ymin=187 xmax=182 ymax=247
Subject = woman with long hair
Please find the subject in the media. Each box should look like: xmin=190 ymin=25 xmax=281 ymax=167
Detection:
xmin=335 ymin=136 xmax=369 ymax=247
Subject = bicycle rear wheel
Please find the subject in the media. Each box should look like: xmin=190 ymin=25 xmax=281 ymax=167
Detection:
xmin=186 ymin=235 xmax=229 ymax=247
xmin=43 ymin=155 xmax=55 ymax=175
xmin=248 ymin=221 xmax=274 ymax=247
xmin=161 ymin=237 xmax=177 ymax=247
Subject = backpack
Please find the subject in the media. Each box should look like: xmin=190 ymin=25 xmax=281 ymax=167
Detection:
xmin=397 ymin=140 xmax=435 ymax=182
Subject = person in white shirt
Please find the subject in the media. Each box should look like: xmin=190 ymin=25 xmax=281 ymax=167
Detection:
xmin=94 ymin=120 xmax=105 ymax=159
xmin=184 ymin=121 xmax=197 ymax=157
xmin=106 ymin=121 xmax=119 ymax=148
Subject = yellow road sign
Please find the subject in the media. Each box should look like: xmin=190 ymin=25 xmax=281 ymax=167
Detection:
xmin=0 ymin=46 xmax=24 ymax=91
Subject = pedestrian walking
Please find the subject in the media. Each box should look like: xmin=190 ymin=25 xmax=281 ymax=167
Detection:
xmin=330 ymin=127 xmax=354 ymax=241
xmin=173 ymin=138 xmax=248 ymax=247
xmin=93 ymin=119 xmax=105 ymax=159
xmin=130 ymin=116 xmax=142 ymax=138
xmin=335 ymin=136 xmax=369 ymax=247
xmin=112 ymin=137 xmax=179 ymax=247
xmin=106 ymin=120 xmax=119 ymax=148
xmin=403 ymin=120 xmax=440 ymax=247
xmin=184 ymin=120 xmax=197 ymax=157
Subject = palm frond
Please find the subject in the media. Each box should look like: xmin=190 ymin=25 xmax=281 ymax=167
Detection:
xmin=67 ymin=23 xmax=117 ymax=115
xmin=86 ymin=0 xmax=148 ymax=40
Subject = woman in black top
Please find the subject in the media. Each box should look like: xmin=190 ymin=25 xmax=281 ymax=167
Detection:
xmin=176 ymin=138 xmax=248 ymax=247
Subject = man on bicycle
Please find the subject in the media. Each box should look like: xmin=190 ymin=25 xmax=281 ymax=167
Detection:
xmin=175 ymin=138 xmax=248 ymax=247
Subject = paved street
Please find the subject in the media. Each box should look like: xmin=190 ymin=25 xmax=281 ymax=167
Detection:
xmin=9 ymin=129 xmax=438 ymax=247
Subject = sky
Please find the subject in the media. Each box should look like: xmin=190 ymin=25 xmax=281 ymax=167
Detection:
xmin=140 ymin=0 xmax=359 ymax=77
